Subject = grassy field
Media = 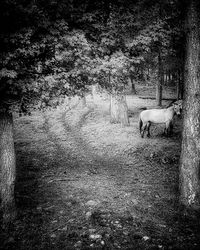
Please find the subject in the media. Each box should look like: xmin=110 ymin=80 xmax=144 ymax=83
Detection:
xmin=0 ymin=85 xmax=200 ymax=249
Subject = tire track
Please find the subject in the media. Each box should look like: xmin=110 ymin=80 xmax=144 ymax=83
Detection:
xmin=40 ymin=102 xmax=136 ymax=211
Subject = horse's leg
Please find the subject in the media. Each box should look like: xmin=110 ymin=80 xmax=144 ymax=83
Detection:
xmin=141 ymin=123 xmax=147 ymax=138
xmin=147 ymin=122 xmax=151 ymax=137
xmin=163 ymin=127 xmax=166 ymax=135
xmin=169 ymin=121 xmax=173 ymax=134
xmin=165 ymin=121 xmax=171 ymax=136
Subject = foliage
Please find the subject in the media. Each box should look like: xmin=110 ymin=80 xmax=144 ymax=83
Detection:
xmin=93 ymin=51 xmax=130 ymax=93
xmin=0 ymin=19 xmax=69 ymax=113
xmin=54 ymin=30 xmax=94 ymax=98
xmin=0 ymin=0 xmax=185 ymax=113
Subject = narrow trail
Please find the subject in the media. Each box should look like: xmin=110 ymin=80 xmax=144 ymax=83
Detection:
xmin=41 ymin=100 xmax=135 ymax=213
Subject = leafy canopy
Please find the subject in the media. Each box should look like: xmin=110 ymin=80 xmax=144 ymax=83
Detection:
xmin=0 ymin=0 xmax=184 ymax=113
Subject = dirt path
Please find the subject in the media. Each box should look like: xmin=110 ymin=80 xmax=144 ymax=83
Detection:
xmin=1 ymin=94 xmax=200 ymax=250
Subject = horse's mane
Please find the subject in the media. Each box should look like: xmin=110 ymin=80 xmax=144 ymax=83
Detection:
xmin=166 ymin=99 xmax=176 ymax=108
xmin=139 ymin=107 xmax=147 ymax=110
xmin=166 ymin=99 xmax=183 ymax=108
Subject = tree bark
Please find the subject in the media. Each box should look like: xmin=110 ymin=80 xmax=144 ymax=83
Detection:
xmin=91 ymin=84 xmax=99 ymax=99
xmin=168 ymin=71 xmax=171 ymax=85
xmin=79 ymin=95 xmax=86 ymax=108
xmin=176 ymin=70 xmax=181 ymax=100
xmin=129 ymin=76 xmax=137 ymax=94
xmin=156 ymin=49 xmax=163 ymax=106
xmin=180 ymin=70 xmax=184 ymax=99
xmin=0 ymin=111 xmax=16 ymax=225
xmin=179 ymin=0 xmax=200 ymax=209
xmin=110 ymin=95 xmax=129 ymax=126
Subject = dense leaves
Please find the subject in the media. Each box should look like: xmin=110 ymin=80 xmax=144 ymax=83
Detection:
xmin=0 ymin=0 xmax=185 ymax=113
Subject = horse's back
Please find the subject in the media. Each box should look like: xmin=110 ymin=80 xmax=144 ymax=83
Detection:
xmin=140 ymin=109 xmax=169 ymax=124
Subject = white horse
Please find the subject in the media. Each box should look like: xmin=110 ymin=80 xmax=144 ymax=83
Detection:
xmin=139 ymin=103 xmax=181 ymax=138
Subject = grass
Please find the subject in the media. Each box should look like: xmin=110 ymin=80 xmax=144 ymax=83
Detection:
xmin=0 ymin=85 xmax=200 ymax=250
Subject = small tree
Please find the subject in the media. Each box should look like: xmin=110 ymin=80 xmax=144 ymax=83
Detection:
xmin=93 ymin=51 xmax=130 ymax=126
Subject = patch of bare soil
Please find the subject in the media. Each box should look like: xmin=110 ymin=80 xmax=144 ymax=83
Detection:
xmin=0 ymin=90 xmax=200 ymax=250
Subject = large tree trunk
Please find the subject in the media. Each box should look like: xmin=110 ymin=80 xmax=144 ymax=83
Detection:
xmin=0 ymin=111 xmax=16 ymax=225
xmin=110 ymin=95 xmax=129 ymax=126
xmin=156 ymin=49 xmax=163 ymax=106
xmin=179 ymin=0 xmax=200 ymax=209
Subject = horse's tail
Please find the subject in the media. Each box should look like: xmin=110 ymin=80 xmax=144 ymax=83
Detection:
xmin=139 ymin=116 xmax=143 ymax=134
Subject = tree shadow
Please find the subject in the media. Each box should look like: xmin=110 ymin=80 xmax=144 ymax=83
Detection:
xmin=0 ymin=143 xmax=55 ymax=250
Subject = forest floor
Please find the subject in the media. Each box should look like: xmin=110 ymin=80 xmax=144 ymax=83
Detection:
xmin=1 ymin=85 xmax=200 ymax=250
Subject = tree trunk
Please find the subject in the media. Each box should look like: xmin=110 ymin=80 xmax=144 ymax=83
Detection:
xmin=164 ymin=72 xmax=166 ymax=85
xmin=0 ymin=111 xmax=16 ymax=225
xmin=172 ymin=71 xmax=176 ymax=86
xmin=110 ymin=95 xmax=129 ymax=126
xmin=180 ymin=70 xmax=184 ymax=99
xmin=179 ymin=0 xmax=200 ymax=209
xmin=168 ymin=71 xmax=171 ymax=85
xmin=176 ymin=69 xmax=184 ymax=100
xmin=92 ymin=84 xmax=99 ymax=99
xmin=156 ymin=49 xmax=163 ymax=106
xmin=79 ymin=95 xmax=86 ymax=108
xmin=129 ymin=76 xmax=137 ymax=94
xmin=176 ymin=71 xmax=181 ymax=100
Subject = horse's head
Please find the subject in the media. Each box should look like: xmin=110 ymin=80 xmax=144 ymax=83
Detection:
xmin=174 ymin=100 xmax=183 ymax=109
xmin=173 ymin=103 xmax=182 ymax=116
